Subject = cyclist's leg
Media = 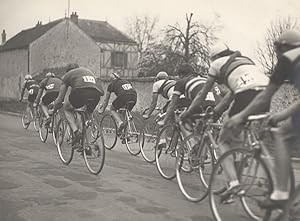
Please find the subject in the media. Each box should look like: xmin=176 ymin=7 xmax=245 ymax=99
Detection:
xmin=85 ymin=88 xmax=101 ymax=118
xmin=27 ymin=95 xmax=35 ymax=121
xmin=110 ymin=96 xmax=124 ymax=128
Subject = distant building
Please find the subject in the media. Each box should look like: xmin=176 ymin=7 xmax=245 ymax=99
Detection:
xmin=0 ymin=12 xmax=138 ymax=99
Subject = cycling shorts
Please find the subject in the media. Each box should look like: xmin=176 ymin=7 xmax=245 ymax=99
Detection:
xmin=28 ymin=93 xmax=38 ymax=103
xmin=42 ymin=92 xmax=59 ymax=106
xmin=112 ymin=93 xmax=137 ymax=111
xmin=69 ymin=88 xmax=101 ymax=113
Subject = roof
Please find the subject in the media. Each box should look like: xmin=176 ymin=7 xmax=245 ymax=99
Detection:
xmin=0 ymin=18 xmax=136 ymax=52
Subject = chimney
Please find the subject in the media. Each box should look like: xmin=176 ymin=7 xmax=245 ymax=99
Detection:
xmin=70 ymin=12 xmax=78 ymax=24
xmin=2 ymin=29 xmax=6 ymax=45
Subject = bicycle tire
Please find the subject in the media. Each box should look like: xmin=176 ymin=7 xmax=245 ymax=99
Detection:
xmin=21 ymin=110 xmax=30 ymax=129
xmin=38 ymin=116 xmax=48 ymax=143
xmin=56 ymin=119 xmax=74 ymax=165
xmin=99 ymin=113 xmax=117 ymax=150
xmin=141 ymin=118 xmax=159 ymax=163
xmin=124 ymin=116 xmax=143 ymax=156
xmin=176 ymin=134 xmax=209 ymax=202
xmin=155 ymin=124 xmax=178 ymax=180
xmin=83 ymin=121 xmax=105 ymax=175
xmin=51 ymin=113 xmax=60 ymax=145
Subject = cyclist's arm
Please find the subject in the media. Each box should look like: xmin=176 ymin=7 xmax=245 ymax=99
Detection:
xmin=147 ymin=93 xmax=159 ymax=117
xmin=186 ymin=76 xmax=215 ymax=115
xmin=34 ymin=88 xmax=44 ymax=105
xmin=213 ymin=90 xmax=234 ymax=117
xmin=20 ymin=82 xmax=26 ymax=100
xmin=101 ymin=91 xmax=111 ymax=111
xmin=53 ymin=84 xmax=68 ymax=106
xmin=164 ymin=94 xmax=179 ymax=123
xmin=271 ymin=98 xmax=300 ymax=122
xmin=96 ymin=79 xmax=105 ymax=96
xmin=234 ymin=83 xmax=280 ymax=121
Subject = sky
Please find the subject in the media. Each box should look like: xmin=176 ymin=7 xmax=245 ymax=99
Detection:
xmin=0 ymin=0 xmax=300 ymax=58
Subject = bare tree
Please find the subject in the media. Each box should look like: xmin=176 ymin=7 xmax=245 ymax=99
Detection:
xmin=164 ymin=13 xmax=220 ymax=73
xmin=125 ymin=15 xmax=159 ymax=59
xmin=256 ymin=16 xmax=299 ymax=75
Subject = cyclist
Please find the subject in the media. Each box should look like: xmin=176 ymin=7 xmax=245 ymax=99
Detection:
xmin=52 ymin=63 xmax=104 ymax=145
xmin=19 ymin=74 xmax=40 ymax=125
xmin=225 ymin=30 xmax=300 ymax=208
xmin=33 ymin=72 xmax=62 ymax=127
xmin=180 ymin=43 xmax=270 ymax=202
xmin=142 ymin=71 xmax=176 ymax=119
xmin=99 ymin=72 xmax=137 ymax=133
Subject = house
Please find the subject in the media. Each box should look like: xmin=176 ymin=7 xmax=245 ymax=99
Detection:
xmin=0 ymin=12 xmax=138 ymax=99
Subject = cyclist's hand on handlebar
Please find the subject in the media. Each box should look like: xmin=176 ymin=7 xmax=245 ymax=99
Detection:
xmin=224 ymin=113 xmax=244 ymax=129
xmin=267 ymin=113 xmax=282 ymax=127
xmin=142 ymin=114 xmax=149 ymax=119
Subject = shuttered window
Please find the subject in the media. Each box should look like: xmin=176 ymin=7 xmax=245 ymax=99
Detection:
xmin=111 ymin=51 xmax=128 ymax=68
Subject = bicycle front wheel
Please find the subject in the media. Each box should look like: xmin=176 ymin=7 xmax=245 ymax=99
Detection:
xmin=83 ymin=122 xmax=105 ymax=175
xmin=38 ymin=116 xmax=48 ymax=143
xmin=21 ymin=110 xmax=30 ymax=129
xmin=124 ymin=116 xmax=143 ymax=156
xmin=56 ymin=119 xmax=74 ymax=165
xmin=155 ymin=124 xmax=178 ymax=180
xmin=176 ymin=134 xmax=209 ymax=202
xmin=99 ymin=114 xmax=117 ymax=150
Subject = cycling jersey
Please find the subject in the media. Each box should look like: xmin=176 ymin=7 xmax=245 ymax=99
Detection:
xmin=173 ymin=75 xmax=221 ymax=105
xmin=39 ymin=77 xmax=62 ymax=94
xmin=107 ymin=79 xmax=137 ymax=96
xmin=152 ymin=79 xmax=176 ymax=100
xmin=62 ymin=67 xmax=100 ymax=92
xmin=209 ymin=55 xmax=269 ymax=94
xmin=24 ymin=79 xmax=39 ymax=95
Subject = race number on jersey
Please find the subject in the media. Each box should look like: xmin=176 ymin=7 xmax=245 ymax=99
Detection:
xmin=46 ymin=83 xmax=54 ymax=90
xmin=122 ymin=84 xmax=133 ymax=90
xmin=82 ymin=76 xmax=96 ymax=84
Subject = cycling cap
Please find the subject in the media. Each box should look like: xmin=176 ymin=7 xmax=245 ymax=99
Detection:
xmin=275 ymin=30 xmax=300 ymax=47
xmin=209 ymin=43 xmax=230 ymax=60
xmin=25 ymin=74 xmax=32 ymax=80
xmin=45 ymin=72 xmax=55 ymax=78
xmin=111 ymin=72 xmax=120 ymax=79
xmin=156 ymin=71 xmax=168 ymax=80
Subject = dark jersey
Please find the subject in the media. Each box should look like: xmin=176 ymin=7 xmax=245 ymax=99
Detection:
xmin=62 ymin=67 xmax=100 ymax=92
xmin=270 ymin=47 xmax=300 ymax=91
xmin=107 ymin=79 xmax=137 ymax=96
xmin=173 ymin=75 xmax=222 ymax=106
xmin=24 ymin=79 xmax=39 ymax=94
xmin=40 ymin=77 xmax=62 ymax=94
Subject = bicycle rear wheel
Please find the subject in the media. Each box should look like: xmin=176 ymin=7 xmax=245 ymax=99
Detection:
xmin=56 ymin=119 xmax=74 ymax=165
xmin=83 ymin=122 xmax=105 ymax=175
xmin=51 ymin=113 xmax=60 ymax=145
xmin=124 ymin=116 xmax=143 ymax=156
xmin=141 ymin=118 xmax=159 ymax=163
xmin=99 ymin=114 xmax=117 ymax=150
xmin=38 ymin=116 xmax=48 ymax=143
xmin=155 ymin=124 xmax=178 ymax=180
xmin=176 ymin=134 xmax=209 ymax=202
xmin=21 ymin=109 xmax=30 ymax=129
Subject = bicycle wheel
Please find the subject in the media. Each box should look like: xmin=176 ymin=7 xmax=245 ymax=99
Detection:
xmin=56 ymin=119 xmax=74 ymax=165
xmin=83 ymin=121 xmax=105 ymax=175
xmin=124 ymin=116 xmax=143 ymax=156
xmin=141 ymin=118 xmax=159 ymax=163
xmin=155 ymin=124 xmax=178 ymax=180
xmin=51 ymin=113 xmax=60 ymax=145
xmin=99 ymin=114 xmax=117 ymax=150
xmin=21 ymin=109 xmax=30 ymax=129
xmin=209 ymin=148 xmax=273 ymax=221
xmin=176 ymin=134 xmax=210 ymax=202
xmin=38 ymin=116 xmax=48 ymax=143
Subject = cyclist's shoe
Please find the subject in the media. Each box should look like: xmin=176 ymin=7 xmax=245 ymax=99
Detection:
xmin=157 ymin=142 xmax=166 ymax=150
xmin=72 ymin=130 xmax=82 ymax=146
xmin=84 ymin=146 xmax=93 ymax=156
xmin=219 ymin=184 xmax=245 ymax=204
xmin=117 ymin=122 xmax=125 ymax=135
xmin=44 ymin=118 xmax=51 ymax=128
xmin=258 ymin=198 xmax=287 ymax=209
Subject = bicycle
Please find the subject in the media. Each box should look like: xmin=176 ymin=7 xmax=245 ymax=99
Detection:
xmin=37 ymin=105 xmax=61 ymax=144
xmin=141 ymin=107 xmax=165 ymax=163
xmin=208 ymin=114 xmax=295 ymax=221
xmin=99 ymin=101 xmax=144 ymax=156
xmin=176 ymin=111 xmax=222 ymax=202
xmin=21 ymin=99 xmax=39 ymax=132
xmin=56 ymin=101 xmax=105 ymax=175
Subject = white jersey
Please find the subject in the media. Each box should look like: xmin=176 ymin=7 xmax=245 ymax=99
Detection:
xmin=209 ymin=56 xmax=269 ymax=94
xmin=152 ymin=79 xmax=175 ymax=100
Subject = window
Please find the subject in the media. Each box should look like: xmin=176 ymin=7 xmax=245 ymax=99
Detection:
xmin=111 ymin=51 xmax=128 ymax=68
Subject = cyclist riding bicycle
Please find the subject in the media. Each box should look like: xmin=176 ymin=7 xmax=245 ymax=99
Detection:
xmin=99 ymin=72 xmax=137 ymax=133
xmin=143 ymin=71 xmax=176 ymax=119
xmin=52 ymin=63 xmax=104 ymax=145
xmin=33 ymin=72 xmax=62 ymax=127
xmin=226 ymin=30 xmax=300 ymax=208
xmin=19 ymin=74 xmax=40 ymax=125
xmin=180 ymin=43 xmax=270 ymax=202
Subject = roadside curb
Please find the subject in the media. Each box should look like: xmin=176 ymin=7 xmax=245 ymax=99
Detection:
xmin=0 ymin=110 xmax=22 ymax=117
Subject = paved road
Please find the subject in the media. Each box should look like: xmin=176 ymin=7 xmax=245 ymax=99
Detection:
xmin=0 ymin=113 xmax=299 ymax=221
